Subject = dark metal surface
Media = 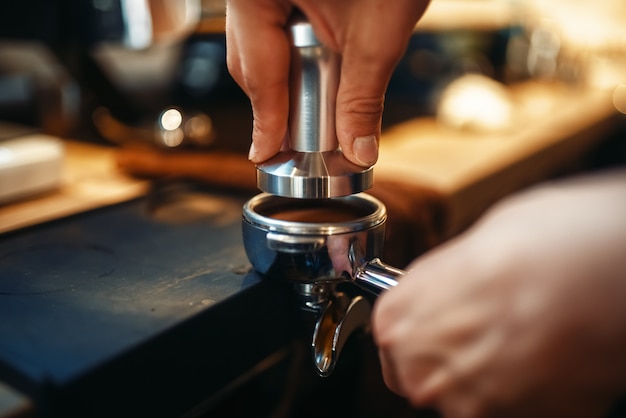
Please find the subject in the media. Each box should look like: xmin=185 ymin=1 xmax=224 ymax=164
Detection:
xmin=0 ymin=186 xmax=306 ymax=417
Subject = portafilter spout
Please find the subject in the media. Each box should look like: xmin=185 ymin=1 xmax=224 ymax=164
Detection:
xmin=309 ymin=258 xmax=404 ymax=377
xmin=256 ymin=15 xmax=373 ymax=199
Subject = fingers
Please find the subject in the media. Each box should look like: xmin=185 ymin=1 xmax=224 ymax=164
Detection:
xmin=377 ymin=348 xmax=406 ymax=397
xmin=334 ymin=44 xmax=390 ymax=167
xmin=331 ymin=0 xmax=430 ymax=167
xmin=226 ymin=0 xmax=429 ymax=166
xmin=225 ymin=0 xmax=292 ymax=163
xmin=333 ymin=47 xmax=403 ymax=167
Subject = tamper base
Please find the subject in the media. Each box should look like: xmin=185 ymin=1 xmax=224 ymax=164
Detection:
xmin=256 ymin=150 xmax=373 ymax=198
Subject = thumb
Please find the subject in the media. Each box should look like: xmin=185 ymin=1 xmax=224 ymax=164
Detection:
xmin=330 ymin=0 xmax=427 ymax=168
xmin=334 ymin=57 xmax=388 ymax=167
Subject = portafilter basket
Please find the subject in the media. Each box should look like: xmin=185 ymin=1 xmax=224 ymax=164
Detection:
xmin=242 ymin=192 xmax=405 ymax=376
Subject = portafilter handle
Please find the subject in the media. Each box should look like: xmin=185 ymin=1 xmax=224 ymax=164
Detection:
xmin=310 ymin=258 xmax=404 ymax=377
xmin=353 ymin=258 xmax=405 ymax=295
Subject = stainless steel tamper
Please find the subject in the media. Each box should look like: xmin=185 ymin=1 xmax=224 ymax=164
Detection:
xmin=256 ymin=15 xmax=373 ymax=199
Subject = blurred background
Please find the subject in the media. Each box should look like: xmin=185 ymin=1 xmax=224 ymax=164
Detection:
xmin=2 ymin=0 xmax=625 ymax=243
xmin=0 ymin=0 xmax=625 ymax=151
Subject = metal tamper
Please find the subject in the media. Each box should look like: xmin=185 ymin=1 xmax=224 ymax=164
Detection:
xmin=256 ymin=15 xmax=373 ymax=199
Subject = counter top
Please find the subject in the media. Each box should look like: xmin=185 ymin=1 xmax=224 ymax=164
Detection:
xmin=0 ymin=189 xmax=309 ymax=417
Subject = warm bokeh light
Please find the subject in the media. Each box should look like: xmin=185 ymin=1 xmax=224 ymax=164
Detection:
xmin=184 ymin=114 xmax=214 ymax=144
xmin=159 ymin=108 xmax=183 ymax=131
xmin=437 ymin=74 xmax=514 ymax=133
xmin=612 ymin=84 xmax=626 ymax=114
xmin=158 ymin=108 xmax=184 ymax=147
xmin=525 ymin=0 xmax=626 ymax=52
xmin=523 ymin=0 xmax=626 ymax=88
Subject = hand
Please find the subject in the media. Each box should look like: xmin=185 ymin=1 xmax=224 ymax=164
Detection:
xmin=372 ymin=168 xmax=626 ymax=418
xmin=225 ymin=0 xmax=430 ymax=166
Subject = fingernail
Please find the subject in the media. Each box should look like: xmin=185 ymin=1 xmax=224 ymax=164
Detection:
xmin=248 ymin=142 xmax=256 ymax=161
xmin=354 ymin=135 xmax=378 ymax=166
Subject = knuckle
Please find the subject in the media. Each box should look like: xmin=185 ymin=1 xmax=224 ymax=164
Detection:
xmin=337 ymin=95 xmax=385 ymax=133
xmin=338 ymin=95 xmax=385 ymax=117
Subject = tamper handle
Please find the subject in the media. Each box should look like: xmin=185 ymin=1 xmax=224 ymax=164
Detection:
xmin=353 ymin=258 xmax=405 ymax=295
xmin=288 ymin=16 xmax=339 ymax=153
xmin=255 ymin=14 xmax=373 ymax=198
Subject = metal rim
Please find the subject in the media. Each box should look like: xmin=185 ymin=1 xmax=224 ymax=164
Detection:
xmin=242 ymin=193 xmax=386 ymax=235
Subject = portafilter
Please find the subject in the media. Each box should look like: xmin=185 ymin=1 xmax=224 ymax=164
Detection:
xmin=242 ymin=192 xmax=405 ymax=376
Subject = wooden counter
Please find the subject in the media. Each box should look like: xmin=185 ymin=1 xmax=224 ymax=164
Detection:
xmin=376 ymin=81 xmax=621 ymax=239
xmin=0 ymin=141 xmax=149 ymax=234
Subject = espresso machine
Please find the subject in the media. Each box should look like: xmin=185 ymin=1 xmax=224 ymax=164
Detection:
xmin=242 ymin=13 xmax=406 ymax=377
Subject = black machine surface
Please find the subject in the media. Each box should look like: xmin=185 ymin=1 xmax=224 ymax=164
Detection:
xmin=0 ymin=186 xmax=297 ymax=417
